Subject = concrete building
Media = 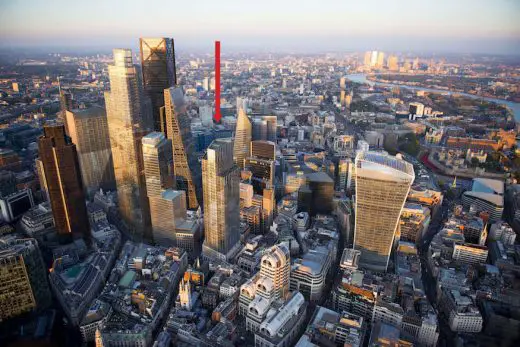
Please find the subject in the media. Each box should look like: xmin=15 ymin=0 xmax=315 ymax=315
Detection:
xmin=440 ymin=289 xmax=483 ymax=333
xmin=254 ymin=292 xmax=307 ymax=347
xmin=462 ymin=178 xmax=504 ymax=222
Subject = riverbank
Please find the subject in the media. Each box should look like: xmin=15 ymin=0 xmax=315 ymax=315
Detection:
xmin=346 ymin=73 xmax=520 ymax=123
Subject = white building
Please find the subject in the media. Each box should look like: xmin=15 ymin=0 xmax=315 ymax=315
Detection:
xmin=254 ymin=292 xmax=307 ymax=347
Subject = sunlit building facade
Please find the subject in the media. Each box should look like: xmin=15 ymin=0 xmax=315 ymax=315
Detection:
xmin=65 ymin=106 xmax=115 ymax=197
xmin=105 ymin=48 xmax=152 ymax=241
xmin=233 ymin=108 xmax=252 ymax=169
xmin=202 ymin=138 xmax=241 ymax=261
xmin=164 ymin=87 xmax=200 ymax=210
xmin=354 ymin=152 xmax=414 ymax=271
xmin=38 ymin=123 xmax=90 ymax=240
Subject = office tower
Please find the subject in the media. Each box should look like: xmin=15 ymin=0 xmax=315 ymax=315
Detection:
xmin=142 ymin=132 xmax=191 ymax=247
xmin=139 ymin=38 xmax=177 ymax=133
xmin=65 ymin=106 xmax=115 ymax=197
xmin=164 ymin=87 xmax=200 ymax=209
xmin=202 ymin=138 xmax=241 ymax=261
xmin=387 ymin=55 xmax=399 ymax=71
xmin=59 ymin=90 xmax=73 ymax=133
xmin=370 ymin=51 xmax=379 ymax=67
xmin=250 ymin=140 xmax=275 ymax=160
xmin=245 ymin=157 xmax=274 ymax=194
xmin=38 ymin=124 xmax=90 ymax=240
xmin=0 ymin=237 xmax=51 ymax=321
xmin=354 ymin=152 xmax=414 ymax=271
xmin=252 ymin=116 xmax=277 ymax=142
xmin=233 ymin=108 xmax=252 ymax=169
xmin=105 ymin=49 xmax=151 ymax=241
xmin=298 ymin=172 xmax=334 ymax=216
xmin=260 ymin=244 xmax=290 ymax=300
xmin=142 ymin=132 xmax=173 ymax=196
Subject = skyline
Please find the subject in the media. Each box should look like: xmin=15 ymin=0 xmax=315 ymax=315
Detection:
xmin=1 ymin=0 xmax=519 ymax=55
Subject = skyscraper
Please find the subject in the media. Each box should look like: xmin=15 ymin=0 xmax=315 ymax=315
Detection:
xmin=38 ymin=123 xmax=90 ymax=240
xmin=142 ymin=132 xmax=173 ymax=196
xmin=142 ymin=132 xmax=190 ymax=246
xmin=202 ymin=138 xmax=241 ymax=261
xmin=59 ymin=89 xmax=73 ymax=134
xmin=140 ymin=38 xmax=177 ymax=134
xmin=164 ymin=87 xmax=200 ymax=210
xmin=105 ymin=49 xmax=151 ymax=241
xmin=353 ymin=152 xmax=414 ymax=271
xmin=65 ymin=106 xmax=115 ymax=197
xmin=233 ymin=108 xmax=252 ymax=169
xmin=0 ymin=237 xmax=51 ymax=321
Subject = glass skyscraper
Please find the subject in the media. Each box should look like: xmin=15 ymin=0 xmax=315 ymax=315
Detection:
xmin=105 ymin=49 xmax=152 ymax=241
xmin=37 ymin=123 xmax=90 ymax=240
xmin=202 ymin=138 xmax=241 ymax=261
xmin=164 ymin=87 xmax=200 ymax=210
xmin=233 ymin=108 xmax=252 ymax=169
xmin=353 ymin=151 xmax=415 ymax=272
xmin=139 ymin=37 xmax=177 ymax=133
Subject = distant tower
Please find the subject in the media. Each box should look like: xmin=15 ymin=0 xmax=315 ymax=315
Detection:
xmin=178 ymin=279 xmax=193 ymax=311
xmin=353 ymin=151 xmax=414 ymax=271
xmin=38 ymin=123 xmax=90 ymax=240
xmin=214 ymin=41 xmax=222 ymax=123
xmin=105 ymin=48 xmax=152 ymax=241
xmin=202 ymin=138 xmax=241 ymax=261
xmin=139 ymin=37 xmax=177 ymax=133
xmin=164 ymin=87 xmax=200 ymax=209
xmin=233 ymin=108 xmax=252 ymax=169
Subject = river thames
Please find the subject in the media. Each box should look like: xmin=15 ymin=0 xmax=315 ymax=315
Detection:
xmin=346 ymin=74 xmax=520 ymax=123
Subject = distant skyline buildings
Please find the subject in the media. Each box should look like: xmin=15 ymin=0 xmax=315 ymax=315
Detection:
xmin=1 ymin=1 xmax=518 ymax=55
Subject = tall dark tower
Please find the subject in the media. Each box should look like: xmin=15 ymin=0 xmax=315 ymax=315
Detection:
xmin=140 ymin=37 xmax=177 ymax=134
xmin=37 ymin=123 xmax=90 ymax=240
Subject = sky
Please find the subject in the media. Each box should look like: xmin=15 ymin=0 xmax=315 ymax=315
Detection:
xmin=0 ymin=0 xmax=519 ymax=54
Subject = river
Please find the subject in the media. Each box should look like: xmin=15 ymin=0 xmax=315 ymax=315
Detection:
xmin=346 ymin=73 xmax=520 ymax=123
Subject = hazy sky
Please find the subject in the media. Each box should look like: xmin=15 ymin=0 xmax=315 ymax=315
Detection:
xmin=1 ymin=0 xmax=519 ymax=54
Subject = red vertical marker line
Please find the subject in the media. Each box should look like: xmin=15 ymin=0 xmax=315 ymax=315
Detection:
xmin=214 ymin=40 xmax=222 ymax=123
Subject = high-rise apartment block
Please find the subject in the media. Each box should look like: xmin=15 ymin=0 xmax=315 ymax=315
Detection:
xmin=105 ymin=48 xmax=151 ymax=241
xmin=0 ymin=237 xmax=51 ymax=321
xmin=38 ymin=123 xmax=90 ymax=240
xmin=164 ymin=87 xmax=200 ymax=210
xmin=139 ymin=37 xmax=177 ymax=133
xmin=65 ymin=106 xmax=115 ymax=196
xmin=354 ymin=152 xmax=414 ymax=271
xmin=202 ymin=138 xmax=241 ymax=261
